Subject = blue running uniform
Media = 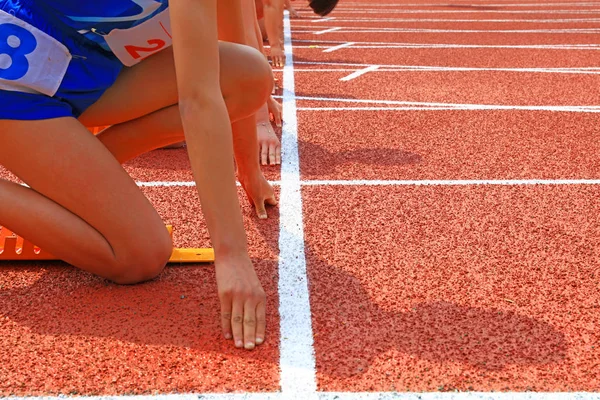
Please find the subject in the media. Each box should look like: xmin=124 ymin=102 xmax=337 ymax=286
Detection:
xmin=0 ymin=0 xmax=170 ymax=120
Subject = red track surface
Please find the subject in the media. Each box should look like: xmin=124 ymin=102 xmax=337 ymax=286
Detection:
xmin=304 ymin=185 xmax=600 ymax=391
xmin=293 ymin=48 xmax=599 ymax=69
xmin=1 ymin=0 xmax=600 ymax=396
xmin=0 ymin=188 xmax=280 ymax=395
xmin=298 ymin=111 xmax=600 ymax=181
xmin=294 ymin=72 xmax=600 ymax=105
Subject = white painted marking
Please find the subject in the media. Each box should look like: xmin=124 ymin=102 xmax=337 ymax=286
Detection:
xmin=290 ymin=60 xmax=600 ymax=74
xmin=137 ymin=181 xmax=197 ymax=187
xmin=298 ymin=9 xmax=600 ymax=14
xmin=303 ymin=17 xmax=600 ymax=23
xmin=340 ymin=65 xmax=380 ymax=81
xmin=291 ymin=95 xmax=600 ymax=112
xmin=337 ymin=2 xmax=600 ymax=7
xmin=294 ymin=43 xmax=600 ymax=50
xmin=317 ymin=393 xmax=600 ymax=400
xmin=322 ymin=41 xmax=355 ymax=52
xmin=298 ymin=106 xmax=600 ymax=112
xmin=314 ymin=27 xmax=342 ymax=35
xmin=312 ymin=17 xmax=335 ymax=23
xmin=300 ymin=179 xmax=600 ymax=186
xmin=277 ymin=10 xmax=318 ymax=399
xmin=274 ymin=67 xmax=600 ymax=74
xmin=134 ymin=179 xmax=600 ymax=188
xmin=300 ymin=26 xmax=600 ymax=33
xmin=4 ymin=392 xmax=600 ymax=400
xmin=294 ymin=38 xmax=600 ymax=47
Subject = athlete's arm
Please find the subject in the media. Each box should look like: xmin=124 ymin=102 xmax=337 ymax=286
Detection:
xmin=217 ymin=0 xmax=246 ymax=44
xmin=169 ymin=0 xmax=266 ymax=350
xmin=262 ymin=0 xmax=285 ymax=67
xmin=284 ymin=0 xmax=299 ymax=18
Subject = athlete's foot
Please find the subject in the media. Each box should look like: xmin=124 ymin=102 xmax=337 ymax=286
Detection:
xmin=257 ymin=122 xmax=281 ymax=166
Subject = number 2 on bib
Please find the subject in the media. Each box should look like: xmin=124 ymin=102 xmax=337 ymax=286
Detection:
xmin=124 ymin=38 xmax=165 ymax=60
xmin=0 ymin=23 xmax=37 ymax=81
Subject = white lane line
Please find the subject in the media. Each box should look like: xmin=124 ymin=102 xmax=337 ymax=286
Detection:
xmin=317 ymin=393 xmax=600 ymax=400
xmin=135 ymin=180 xmax=600 ymax=187
xmin=289 ymin=95 xmax=600 ymax=112
xmin=298 ymin=106 xmax=600 ymax=112
xmin=294 ymin=38 xmax=600 ymax=46
xmin=300 ymin=179 xmax=600 ymax=186
xmin=339 ymin=65 xmax=380 ymax=81
xmin=298 ymin=43 xmax=600 ymax=50
xmin=298 ymin=25 xmax=600 ymax=33
xmin=278 ymin=10 xmax=318 ymax=399
xmin=322 ymin=41 xmax=355 ymax=52
xmin=289 ymin=60 xmax=600 ymax=74
xmin=275 ymin=68 xmax=600 ymax=74
xmin=137 ymin=181 xmax=197 ymax=187
xmin=336 ymin=2 xmax=600 ymax=7
xmin=4 ymin=392 xmax=600 ymax=400
xmin=302 ymin=17 xmax=600 ymax=22
xmin=312 ymin=17 xmax=336 ymax=22
xmin=314 ymin=27 xmax=342 ymax=35
xmin=298 ymin=9 xmax=600 ymax=14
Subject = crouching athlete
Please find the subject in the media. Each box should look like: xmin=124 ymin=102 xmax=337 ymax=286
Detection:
xmin=0 ymin=0 xmax=274 ymax=351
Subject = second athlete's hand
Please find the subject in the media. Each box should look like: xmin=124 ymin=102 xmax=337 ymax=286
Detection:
xmin=239 ymin=170 xmax=278 ymax=219
xmin=270 ymin=46 xmax=286 ymax=68
xmin=216 ymin=253 xmax=266 ymax=350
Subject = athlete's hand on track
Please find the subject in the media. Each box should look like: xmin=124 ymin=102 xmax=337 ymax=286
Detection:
xmin=267 ymin=95 xmax=282 ymax=129
xmin=216 ymin=254 xmax=266 ymax=350
xmin=271 ymin=46 xmax=286 ymax=68
xmin=257 ymin=122 xmax=281 ymax=166
xmin=288 ymin=7 xmax=299 ymax=18
xmin=239 ymin=170 xmax=278 ymax=218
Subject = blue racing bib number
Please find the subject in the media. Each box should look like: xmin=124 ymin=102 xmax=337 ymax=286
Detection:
xmin=0 ymin=23 xmax=37 ymax=81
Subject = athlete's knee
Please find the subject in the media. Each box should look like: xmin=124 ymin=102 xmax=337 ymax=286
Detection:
xmin=221 ymin=43 xmax=273 ymax=120
xmin=243 ymin=47 xmax=273 ymax=100
xmin=108 ymin=228 xmax=172 ymax=285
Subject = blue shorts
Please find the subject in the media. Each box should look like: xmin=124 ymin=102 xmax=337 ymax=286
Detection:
xmin=0 ymin=0 xmax=124 ymax=120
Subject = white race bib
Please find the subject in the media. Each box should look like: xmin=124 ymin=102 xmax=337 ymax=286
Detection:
xmin=0 ymin=10 xmax=72 ymax=97
xmin=104 ymin=8 xmax=172 ymax=67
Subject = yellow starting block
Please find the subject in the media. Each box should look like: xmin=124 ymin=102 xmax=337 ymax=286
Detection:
xmin=0 ymin=225 xmax=214 ymax=263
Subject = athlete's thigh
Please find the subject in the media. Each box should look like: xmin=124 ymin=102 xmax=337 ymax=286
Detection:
xmin=79 ymin=41 xmax=271 ymax=127
xmin=78 ymin=46 xmax=179 ymax=127
xmin=0 ymin=117 xmax=168 ymax=258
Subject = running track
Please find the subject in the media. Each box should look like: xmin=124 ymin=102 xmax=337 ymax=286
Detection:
xmin=1 ymin=1 xmax=600 ymax=399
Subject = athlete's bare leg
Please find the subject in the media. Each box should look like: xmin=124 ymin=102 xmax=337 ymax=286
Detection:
xmin=0 ymin=42 xmax=272 ymax=284
xmin=80 ymin=43 xmax=271 ymax=163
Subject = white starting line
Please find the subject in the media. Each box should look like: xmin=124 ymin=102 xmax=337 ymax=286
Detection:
xmin=274 ymin=60 xmax=600 ymax=75
xmin=306 ymin=26 xmax=600 ymax=33
xmin=289 ymin=40 xmax=600 ymax=51
xmin=135 ymin=180 xmax=600 ymax=188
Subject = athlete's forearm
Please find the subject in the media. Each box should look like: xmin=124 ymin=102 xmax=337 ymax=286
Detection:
xmin=262 ymin=0 xmax=284 ymax=50
xmin=254 ymin=17 xmax=266 ymax=54
xmin=180 ymin=100 xmax=249 ymax=257
xmin=217 ymin=0 xmax=246 ymax=44
xmin=170 ymin=0 xmax=249 ymax=257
